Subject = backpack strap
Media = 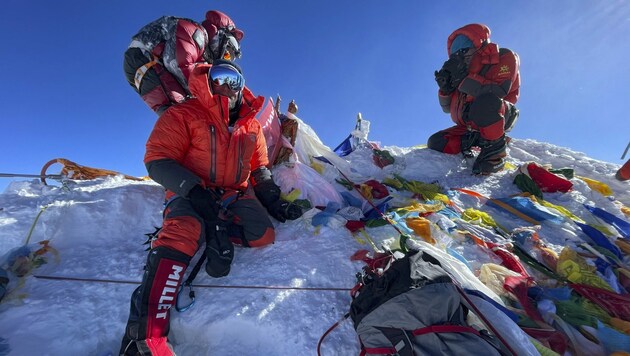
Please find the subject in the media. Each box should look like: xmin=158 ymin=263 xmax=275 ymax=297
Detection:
xmin=412 ymin=324 xmax=481 ymax=337
xmin=476 ymin=47 xmax=508 ymax=77
xmin=174 ymin=249 xmax=206 ymax=312
xmin=478 ymin=48 xmax=512 ymax=77
xmin=361 ymin=325 xmax=483 ymax=355
xmin=183 ymin=250 xmax=207 ymax=288
xmin=457 ymin=290 xmax=514 ymax=356
xmin=133 ymin=56 xmax=159 ymax=90
xmin=361 ymin=346 xmax=397 ymax=355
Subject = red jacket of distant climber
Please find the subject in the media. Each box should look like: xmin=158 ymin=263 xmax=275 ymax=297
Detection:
xmin=144 ymin=63 xmax=267 ymax=199
xmin=438 ymin=24 xmax=521 ymax=128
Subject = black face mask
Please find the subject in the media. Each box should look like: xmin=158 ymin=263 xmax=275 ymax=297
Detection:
xmin=228 ymin=91 xmax=243 ymax=126
xmin=449 ymin=47 xmax=471 ymax=62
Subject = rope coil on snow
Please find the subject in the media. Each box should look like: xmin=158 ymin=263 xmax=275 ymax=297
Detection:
xmin=39 ymin=158 xmax=146 ymax=185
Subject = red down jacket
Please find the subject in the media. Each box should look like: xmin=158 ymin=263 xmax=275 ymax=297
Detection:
xmin=438 ymin=24 xmax=521 ymax=129
xmin=144 ymin=63 xmax=267 ymax=198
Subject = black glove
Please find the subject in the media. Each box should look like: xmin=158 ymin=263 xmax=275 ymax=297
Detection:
xmin=435 ymin=53 xmax=469 ymax=94
xmin=434 ymin=69 xmax=453 ymax=94
xmin=266 ymin=199 xmax=303 ymax=223
xmin=250 ymin=167 xmax=302 ymax=222
xmin=205 ymin=222 xmax=233 ymax=278
xmin=444 ymin=53 xmax=469 ymax=85
xmin=188 ymin=185 xmax=221 ymax=221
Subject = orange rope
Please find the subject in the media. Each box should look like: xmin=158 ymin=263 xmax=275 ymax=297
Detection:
xmin=40 ymin=158 xmax=146 ymax=185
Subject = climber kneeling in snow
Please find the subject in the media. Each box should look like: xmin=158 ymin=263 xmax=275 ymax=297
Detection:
xmin=120 ymin=61 xmax=302 ymax=355
xmin=428 ymin=24 xmax=521 ymax=175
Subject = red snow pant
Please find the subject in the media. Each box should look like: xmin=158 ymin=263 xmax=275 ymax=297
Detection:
xmin=428 ymin=93 xmax=518 ymax=154
xmin=154 ymin=192 xmax=276 ymax=255
xmin=120 ymin=192 xmax=274 ymax=355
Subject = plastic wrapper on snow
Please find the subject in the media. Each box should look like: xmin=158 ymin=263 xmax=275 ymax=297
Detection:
xmin=467 ymin=294 xmax=541 ymax=356
xmin=272 ymin=161 xmax=344 ymax=208
xmin=288 ymin=113 xmax=367 ymax=182
xmin=407 ymin=239 xmax=505 ymax=305
xmin=0 ymin=241 xmax=57 ymax=278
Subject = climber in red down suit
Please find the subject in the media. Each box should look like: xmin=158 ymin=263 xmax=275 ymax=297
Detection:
xmin=119 ymin=61 xmax=302 ymax=355
xmin=428 ymin=23 xmax=521 ymax=175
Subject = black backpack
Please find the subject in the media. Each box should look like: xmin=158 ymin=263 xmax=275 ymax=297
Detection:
xmin=123 ymin=16 xmax=208 ymax=115
xmin=349 ymin=250 xmax=508 ymax=355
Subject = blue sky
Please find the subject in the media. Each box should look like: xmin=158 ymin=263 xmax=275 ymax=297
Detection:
xmin=1 ymin=1 xmax=629 ymax=192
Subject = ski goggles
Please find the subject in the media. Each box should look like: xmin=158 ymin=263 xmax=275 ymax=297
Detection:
xmin=209 ymin=63 xmax=245 ymax=92
xmin=221 ymin=24 xmax=244 ymax=42
xmin=450 ymin=34 xmax=473 ymax=55
xmin=221 ymin=34 xmax=241 ymax=60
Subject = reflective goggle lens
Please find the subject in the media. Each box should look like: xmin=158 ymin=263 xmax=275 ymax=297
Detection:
xmin=209 ymin=64 xmax=244 ymax=91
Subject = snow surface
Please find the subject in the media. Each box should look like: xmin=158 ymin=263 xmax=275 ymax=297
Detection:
xmin=0 ymin=138 xmax=628 ymax=356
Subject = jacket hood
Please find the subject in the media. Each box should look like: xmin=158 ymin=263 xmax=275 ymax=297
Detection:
xmin=188 ymin=63 xmax=219 ymax=110
xmin=187 ymin=63 xmax=263 ymax=122
xmin=447 ymin=24 xmax=491 ymax=55
xmin=202 ymin=10 xmax=244 ymax=42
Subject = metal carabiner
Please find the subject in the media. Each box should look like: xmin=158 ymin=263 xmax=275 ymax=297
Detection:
xmin=175 ymin=282 xmax=196 ymax=312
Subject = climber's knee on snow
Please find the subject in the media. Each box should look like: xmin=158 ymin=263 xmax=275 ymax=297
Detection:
xmin=468 ymin=93 xmax=505 ymax=141
xmin=154 ymin=198 xmax=204 ymax=257
xmin=227 ymin=197 xmax=275 ymax=247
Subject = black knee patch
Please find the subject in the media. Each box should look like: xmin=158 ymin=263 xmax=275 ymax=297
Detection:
xmin=467 ymin=93 xmax=503 ymax=128
xmin=227 ymin=223 xmax=247 ymax=246
xmin=427 ymin=131 xmax=448 ymax=152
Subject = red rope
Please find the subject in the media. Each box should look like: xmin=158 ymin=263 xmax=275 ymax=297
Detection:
xmin=34 ymin=274 xmax=351 ymax=291
xmin=317 ymin=313 xmax=350 ymax=356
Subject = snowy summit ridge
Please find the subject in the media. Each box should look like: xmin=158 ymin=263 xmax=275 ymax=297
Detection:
xmin=0 ymin=135 xmax=628 ymax=355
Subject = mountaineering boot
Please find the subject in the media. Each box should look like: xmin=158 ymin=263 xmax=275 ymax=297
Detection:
xmin=120 ymin=247 xmax=190 ymax=356
xmin=472 ymin=135 xmax=507 ymax=175
xmin=205 ymin=223 xmax=234 ymax=278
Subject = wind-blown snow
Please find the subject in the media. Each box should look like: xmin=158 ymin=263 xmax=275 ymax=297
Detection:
xmin=0 ymin=138 xmax=627 ymax=355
